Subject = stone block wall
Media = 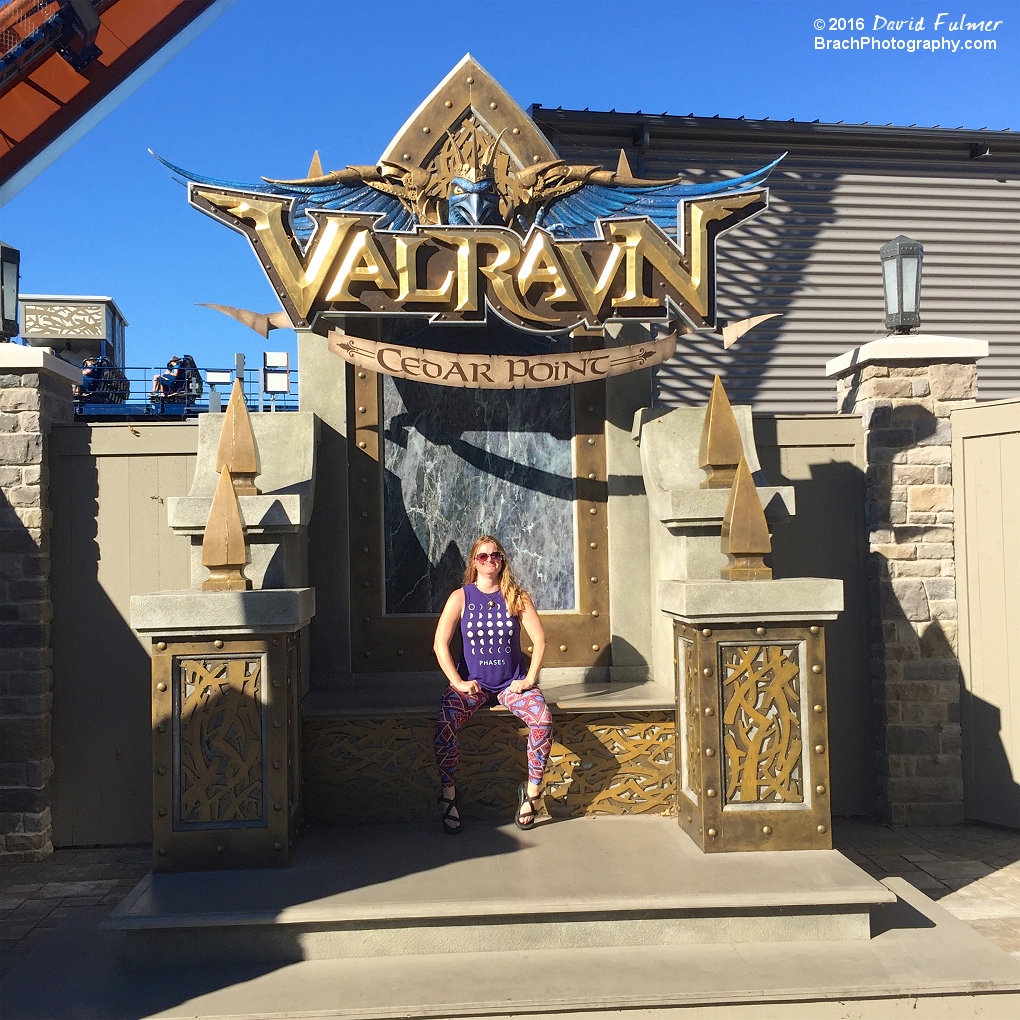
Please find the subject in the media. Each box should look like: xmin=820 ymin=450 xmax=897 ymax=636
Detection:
xmin=836 ymin=358 xmax=978 ymax=825
xmin=0 ymin=363 xmax=73 ymax=860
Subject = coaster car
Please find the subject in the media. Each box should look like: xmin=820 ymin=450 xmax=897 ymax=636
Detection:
xmin=74 ymin=357 xmax=129 ymax=404
xmin=149 ymin=355 xmax=204 ymax=406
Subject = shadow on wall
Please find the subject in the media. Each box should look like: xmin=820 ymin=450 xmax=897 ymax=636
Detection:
xmin=655 ymin=169 xmax=840 ymax=409
xmin=46 ymin=441 xmax=153 ymax=848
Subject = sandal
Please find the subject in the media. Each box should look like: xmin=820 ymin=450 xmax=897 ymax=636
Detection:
xmin=438 ymin=791 xmax=461 ymax=835
xmin=516 ymin=782 xmax=540 ymax=830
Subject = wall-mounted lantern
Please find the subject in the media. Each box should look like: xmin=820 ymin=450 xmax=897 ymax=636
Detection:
xmin=880 ymin=234 xmax=924 ymax=334
xmin=0 ymin=241 xmax=20 ymax=341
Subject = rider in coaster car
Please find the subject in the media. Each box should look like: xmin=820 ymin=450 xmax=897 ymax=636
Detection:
xmin=151 ymin=357 xmax=186 ymax=397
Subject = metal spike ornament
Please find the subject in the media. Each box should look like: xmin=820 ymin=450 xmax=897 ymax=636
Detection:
xmin=698 ymin=376 xmax=744 ymax=489
xmin=215 ymin=379 xmax=260 ymax=495
xmin=720 ymin=456 xmax=773 ymax=581
xmin=201 ymin=466 xmax=251 ymax=591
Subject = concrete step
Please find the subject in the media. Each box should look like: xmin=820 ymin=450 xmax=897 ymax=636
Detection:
xmin=6 ymin=879 xmax=1019 ymax=1019
xmin=103 ymin=816 xmax=896 ymax=963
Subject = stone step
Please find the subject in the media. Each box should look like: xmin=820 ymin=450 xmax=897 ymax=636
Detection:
xmin=103 ymin=816 xmax=895 ymax=964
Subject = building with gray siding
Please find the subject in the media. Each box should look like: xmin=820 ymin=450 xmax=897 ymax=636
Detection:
xmin=531 ymin=107 xmax=1019 ymax=413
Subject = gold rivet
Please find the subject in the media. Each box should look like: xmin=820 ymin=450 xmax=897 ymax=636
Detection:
xmin=361 ymin=511 xmax=368 ymax=518
xmin=157 ymin=848 xmax=167 ymax=856
xmin=590 ymin=576 xmax=598 ymax=583
xmin=214 ymin=639 xmax=223 ymax=648
xmin=401 ymin=153 xmax=411 ymax=160
xmin=814 ymin=744 xmax=825 ymax=754
xmin=702 ymin=667 xmax=712 ymax=676
xmin=274 ymin=802 xmax=283 ymax=811
xmin=362 ymin=546 xmax=369 ymax=553
xmin=157 ymin=808 xmax=167 ymax=817
xmin=588 ymin=472 xmax=596 ymax=480
xmin=422 ymin=126 xmax=431 ymax=134
xmin=363 ymin=651 xmax=371 ymax=658
xmin=705 ymin=747 xmax=715 ymax=757
xmin=359 ymin=406 xmax=367 ymax=414
xmin=812 ymin=664 xmax=822 ymax=674
xmin=444 ymin=101 xmax=452 ymax=108
xmin=489 ymin=101 xmax=498 ymax=110
xmin=272 ymin=638 xmax=280 ymax=646
xmin=156 ymin=682 xmax=167 ymax=693
xmin=512 ymin=127 xmax=520 ymax=134
xmin=361 ymin=476 xmax=368 ymax=483
xmin=273 ymin=761 xmax=281 ymax=769
xmin=817 ymin=824 xmax=827 ymax=834
xmin=156 ymin=766 xmax=165 ymax=775
xmin=466 ymin=76 xmax=474 ymax=84
xmin=156 ymin=641 xmax=166 ymax=651
xmin=358 ymin=371 xmax=366 ymax=379
xmin=704 ymin=707 xmax=714 ymax=716
xmin=358 ymin=441 xmax=367 ymax=449
xmin=533 ymin=155 xmax=540 ymax=163
xmin=273 ymin=720 xmax=281 ymax=728
xmin=762 ymin=825 xmax=772 ymax=835
xmin=816 ymin=784 xmax=826 ymax=794
xmin=810 ymin=625 xmax=820 ymax=634
xmin=702 ymin=628 xmax=712 ymax=637
xmin=708 ymin=828 xmax=718 ymax=838
xmin=273 ymin=842 xmax=283 ymax=851
xmin=157 ymin=723 xmax=166 ymax=733
xmin=559 ymin=644 xmax=567 ymax=652
xmin=592 ymin=644 xmax=600 ymax=651
xmin=271 ymin=679 xmax=280 ymax=688
xmin=813 ymin=704 xmax=823 ymax=714
xmin=591 ymin=610 xmax=599 ymax=618
xmin=706 ymin=788 xmax=717 ymax=798
xmin=590 ymin=542 xmax=598 ymax=549
xmin=217 ymin=845 xmax=226 ymax=853
xmin=586 ymin=403 xmax=594 ymax=412
xmin=756 ymin=627 xmax=766 ymax=636
xmin=527 ymin=645 xmax=533 ymax=652
xmin=362 ymin=580 xmax=370 ymax=588
xmin=587 ymin=437 xmax=596 ymax=445
xmin=397 ymin=649 xmax=404 ymax=657
xmin=589 ymin=507 xmax=597 ymax=515
xmin=363 ymin=616 xmax=370 ymax=623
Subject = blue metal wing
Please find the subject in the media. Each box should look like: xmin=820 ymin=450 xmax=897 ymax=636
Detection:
xmin=538 ymin=155 xmax=785 ymax=239
xmin=151 ymin=152 xmax=415 ymax=245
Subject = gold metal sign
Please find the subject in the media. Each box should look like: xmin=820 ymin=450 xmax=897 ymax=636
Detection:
xmin=165 ymin=53 xmax=781 ymax=383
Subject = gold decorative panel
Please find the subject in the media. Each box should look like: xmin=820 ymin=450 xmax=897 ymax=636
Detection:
xmin=673 ymin=621 xmax=832 ymax=853
xmin=177 ymin=656 xmax=265 ymax=826
xmin=21 ymin=302 xmax=105 ymax=338
xmin=720 ymin=644 xmax=803 ymax=805
xmin=303 ymin=711 xmax=674 ymax=824
xmin=151 ymin=637 xmax=301 ymax=872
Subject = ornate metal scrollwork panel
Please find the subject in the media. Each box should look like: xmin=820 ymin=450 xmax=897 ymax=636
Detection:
xmin=720 ymin=644 xmax=803 ymax=805
xmin=175 ymin=655 xmax=267 ymax=828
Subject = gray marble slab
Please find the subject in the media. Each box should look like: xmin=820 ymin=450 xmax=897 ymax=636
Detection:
xmin=382 ymin=376 xmax=575 ymax=613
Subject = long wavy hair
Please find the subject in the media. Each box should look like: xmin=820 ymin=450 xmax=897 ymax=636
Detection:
xmin=462 ymin=535 xmax=530 ymax=617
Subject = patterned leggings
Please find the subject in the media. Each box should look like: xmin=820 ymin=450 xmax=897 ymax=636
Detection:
xmin=435 ymin=685 xmax=553 ymax=788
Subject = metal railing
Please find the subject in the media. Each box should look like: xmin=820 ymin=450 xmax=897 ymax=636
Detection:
xmin=72 ymin=364 xmax=299 ymax=419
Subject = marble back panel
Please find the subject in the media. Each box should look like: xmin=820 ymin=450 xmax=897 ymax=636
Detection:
xmin=382 ymin=376 xmax=576 ymax=613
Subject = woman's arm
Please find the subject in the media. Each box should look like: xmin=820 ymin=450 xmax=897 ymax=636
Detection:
xmin=511 ymin=597 xmax=546 ymax=693
xmin=433 ymin=588 xmax=479 ymax=694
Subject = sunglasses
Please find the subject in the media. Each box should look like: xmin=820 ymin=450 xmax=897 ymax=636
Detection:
xmin=474 ymin=552 xmax=503 ymax=564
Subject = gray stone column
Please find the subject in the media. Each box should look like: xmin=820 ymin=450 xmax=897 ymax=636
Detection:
xmin=0 ymin=346 xmax=76 ymax=860
xmin=827 ymin=335 xmax=988 ymax=825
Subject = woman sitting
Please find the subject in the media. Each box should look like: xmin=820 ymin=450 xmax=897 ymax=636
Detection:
xmin=433 ymin=535 xmax=551 ymax=833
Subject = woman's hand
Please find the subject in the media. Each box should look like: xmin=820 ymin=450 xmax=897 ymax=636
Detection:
xmin=508 ymin=677 xmax=536 ymax=695
xmin=452 ymin=678 xmax=482 ymax=696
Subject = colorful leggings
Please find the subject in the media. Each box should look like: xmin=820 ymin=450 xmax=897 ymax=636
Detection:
xmin=435 ymin=685 xmax=553 ymax=788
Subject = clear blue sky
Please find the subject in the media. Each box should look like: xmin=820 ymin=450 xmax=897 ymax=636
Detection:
xmin=2 ymin=0 xmax=1016 ymax=370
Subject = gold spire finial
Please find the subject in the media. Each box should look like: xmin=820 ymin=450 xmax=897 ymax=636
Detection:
xmin=698 ymin=375 xmax=744 ymax=489
xmin=615 ymin=149 xmax=634 ymax=179
xmin=720 ymin=456 xmax=772 ymax=581
xmin=215 ymin=379 xmax=260 ymax=495
xmin=307 ymin=150 xmax=323 ymax=178
xmin=201 ymin=466 xmax=251 ymax=591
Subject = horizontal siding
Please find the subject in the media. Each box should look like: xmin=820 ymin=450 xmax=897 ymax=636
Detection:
xmin=544 ymin=132 xmax=1020 ymax=413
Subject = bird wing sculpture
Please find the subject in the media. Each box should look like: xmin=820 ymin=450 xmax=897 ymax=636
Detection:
xmin=197 ymin=303 xmax=292 ymax=339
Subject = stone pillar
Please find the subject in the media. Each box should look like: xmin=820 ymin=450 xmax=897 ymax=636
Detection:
xmin=0 ymin=346 xmax=77 ymax=861
xmin=827 ymin=335 xmax=988 ymax=825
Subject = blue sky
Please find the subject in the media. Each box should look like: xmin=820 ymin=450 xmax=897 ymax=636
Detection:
xmin=2 ymin=0 xmax=1016 ymax=371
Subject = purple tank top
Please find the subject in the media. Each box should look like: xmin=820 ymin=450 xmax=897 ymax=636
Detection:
xmin=459 ymin=583 xmax=526 ymax=693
